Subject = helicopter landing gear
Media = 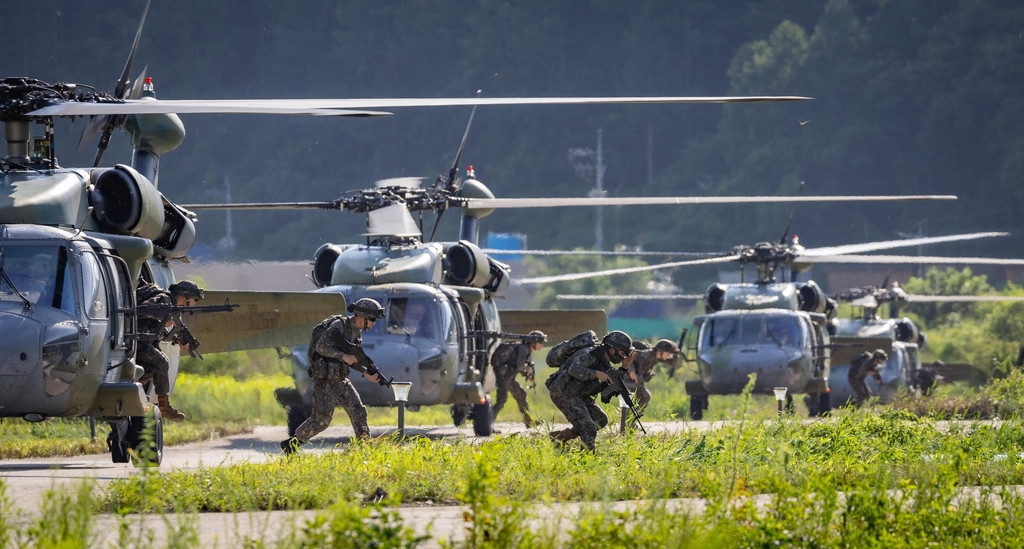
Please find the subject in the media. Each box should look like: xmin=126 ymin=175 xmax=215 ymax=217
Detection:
xmin=451 ymin=404 xmax=470 ymax=427
xmin=108 ymin=406 xmax=164 ymax=466
xmin=689 ymin=395 xmax=708 ymax=421
xmin=472 ymin=396 xmax=493 ymax=437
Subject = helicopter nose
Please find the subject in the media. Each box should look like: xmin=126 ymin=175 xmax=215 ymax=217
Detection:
xmin=0 ymin=310 xmax=44 ymax=414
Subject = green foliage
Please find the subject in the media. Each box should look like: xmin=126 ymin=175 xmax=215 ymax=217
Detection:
xmin=443 ymin=448 xmax=537 ymax=549
xmin=171 ymin=373 xmax=288 ymax=425
xmin=21 ymin=481 xmax=98 ymax=549
xmin=903 ymin=267 xmax=994 ymax=326
xmin=179 ymin=349 xmax=291 ymax=379
xmin=273 ymin=501 xmax=427 ymax=549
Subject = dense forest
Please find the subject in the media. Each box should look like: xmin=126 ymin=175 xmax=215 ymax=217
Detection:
xmin=2 ymin=0 xmax=1022 ymax=291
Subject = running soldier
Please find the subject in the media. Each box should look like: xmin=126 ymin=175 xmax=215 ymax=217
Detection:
xmin=135 ymin=280 xmax=206 ymax=421
xmin=281 ymin=298 xmax=385 ymax=453
xmin=548 ymin=331 xmax=634 ymax=451
xmin=848 ymin=349 xmax=887 ymax=408
xmin=491 ymin=330 xmax=547 ymax=430
xmin=624 ymin=339 xmax=679 ymax=413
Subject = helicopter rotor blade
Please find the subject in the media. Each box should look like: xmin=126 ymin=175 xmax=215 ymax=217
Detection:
xmin=428 ymin=93 xmax=481 ymax=242
xmin=799 ymin=232 xmax=1009 ymax=257
xmin=556 ymin=294 xmax=705 ymax=301
xmin=801 ymin=254 xmax=1024 ymax=266
xmin=462 ymin=194 xmax=956 ymax=209
xmin=515 ymin=255 xmax=740 ymax=285
xmin=180 ymin=201 xmax=341 ymax=210
xmin=903 ymin=295 xmax=1024 ymax=302
xmin=779 ymin=181 xmax=805 ymax=244
xmin=30 ymin=94 xmax=813 ymax=118
xmin=128 ymin=65 xmax=149 ymax=100
xmin=480 ymin=248 xmax=716 ymax=257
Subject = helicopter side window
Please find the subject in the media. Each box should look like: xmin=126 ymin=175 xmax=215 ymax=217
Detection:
xmin=80 ymin=252 xmax=108 ymax=319
xmin=386 ymin=297 xmax=439 ymax=340
xmin=438 ymin=298 xmax=458 ymax=344
xmin=0 ymin=245 xmax=73 ymax=313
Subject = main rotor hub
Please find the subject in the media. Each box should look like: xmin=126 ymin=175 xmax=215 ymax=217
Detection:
xmin=731 ymin=241 xmax=796 ymax=284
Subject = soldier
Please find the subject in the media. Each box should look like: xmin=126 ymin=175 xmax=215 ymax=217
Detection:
xmin=491 ymin=330 xmax=547 ymax=430
xmin=281 ymin=298 xmax=385 ymax=453
xmin=848 ymin=349 xmax=887 ymax=408
xmin=135 ymin=280 xmax=206 ymax=421
xmin=548 ymin=330 xmax=634 ymax=452
xmin=625 ymin=339 xmax=679 ymax=413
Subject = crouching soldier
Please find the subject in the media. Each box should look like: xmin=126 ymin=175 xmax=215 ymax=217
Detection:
xmin=281 ymin=298 xmax=385 ymax=453
xmin=548 ymin=331 xmax=634 ymax=452
xmin=135 ymin=280 xmax=206 ymax=421
xmin=625 ymin=339 xmax=679 ymax=413
xmin=848 ymin=349 xmax=887 ymax=408
xmin=491 ymin=330 xmax=547 ymax=430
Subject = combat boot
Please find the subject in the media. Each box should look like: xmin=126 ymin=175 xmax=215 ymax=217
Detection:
xmin=523 ymin=413 xmax=534 ymax=428
xmin=549 ymin=428 xmax=577 ymax=444
xmin=157 ymin=395 xmax=185 ymax=421
xmin=281 ymin=437 xmax=301 ymax=454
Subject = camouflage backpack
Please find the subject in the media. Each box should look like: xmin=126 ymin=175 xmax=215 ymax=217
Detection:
xmin=307 ymin=314 xmax=347 ymax=364
xmin=135 ymin=281 xmax=164 ymax=305
xmin=545 ymin=330 xmax=600 ymax=368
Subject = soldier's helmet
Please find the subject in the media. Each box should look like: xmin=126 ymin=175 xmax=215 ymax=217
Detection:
xmin=602 ymin=330 xmax=633 ymax=352
xmin=348 ymin=298 xmax=385 ymax=320
xmin=872 ymin=349 xmax=889 ymax=362
xmin=168 ymin=280 xmax=205 ymax=300
xmin=654 ymin=339 xmax=680 ymax=355
xmin=528 ymin=330 xmax=548 ymax=343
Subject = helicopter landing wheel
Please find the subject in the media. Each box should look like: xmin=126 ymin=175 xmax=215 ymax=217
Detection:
xmin=472 ymin=396 xmax=493 ymax=436
xmin=689 ymin=395 xmax=705 ymax=421
xmin=107 ymin=424 xmax=130 ymax=464
xmin=125 ymin=406 xmax=164 ymax=467
xmin=451 ymin=404 xmax=470 ymax=427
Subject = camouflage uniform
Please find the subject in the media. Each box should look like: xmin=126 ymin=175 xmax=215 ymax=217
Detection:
xmin=625 ymin=348 xmax=658 ymax=412
xmin=847 ymin=351 xmax=883 ymax=408
xmin=294 ymin=315 xmax=371 ymax=441
xmin=135 ymin=287 xmax=175 ymax=396
xmin=491 ymin=341 xmax=534 ymax=426
xmin=548 ymin=347 xmax=612 ymax=451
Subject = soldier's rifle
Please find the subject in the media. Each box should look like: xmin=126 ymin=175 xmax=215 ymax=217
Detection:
xmin=121 ymin=301 xmax=238 ymax=360
xmin=599 ymin=366 xmax=647 ymax=435
xmin=338 ymin=337 xmax=394 ymax=388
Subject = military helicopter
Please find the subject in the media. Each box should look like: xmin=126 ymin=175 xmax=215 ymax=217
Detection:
xmin=182 ymin=96 xmax=968 ymax=435
xmin=545 ymin=231 xmax=1024 ymax=419
xmin=824 ymin=281 xmax=1024 ymax=410
xmin=6 ymin=2 xmax=813 ymax=457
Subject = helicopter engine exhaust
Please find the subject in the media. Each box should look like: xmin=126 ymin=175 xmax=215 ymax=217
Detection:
xmin=796 ymin=281 xmax=827 ymax=313
xmin=87 ymin=164 xmax=195 ymax=258
xmin=312 ymin=243 xmax=345 ymax=288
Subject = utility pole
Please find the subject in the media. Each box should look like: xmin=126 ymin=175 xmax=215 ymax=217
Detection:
xmin=569 ymin=129 xmax=607 ymax=250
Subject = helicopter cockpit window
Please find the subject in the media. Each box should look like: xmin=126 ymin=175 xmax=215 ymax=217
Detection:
xmin=386 ymin=297 xmax=440 ymax=340
xmin=701 ymin=316 xmax=804 ymax=348
xmin=0 ymin=245 xmax=74 ymax=313
xmin=80 ymin=252 xmax=108 ymax=319
xmin=438 ymin=299 xmax=458 ymax=344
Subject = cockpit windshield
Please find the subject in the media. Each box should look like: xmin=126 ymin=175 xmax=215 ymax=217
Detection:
xmin=385 ymin=296 xmax=440 ymax=340
xmin=701 ymin=315 xmax=804 ymax=349
xmin=0 ymin=245 xmax=74 ymax=313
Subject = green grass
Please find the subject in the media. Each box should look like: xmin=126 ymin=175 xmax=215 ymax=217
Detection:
xmin=103 ymin=407 xmax=1024 ymax=513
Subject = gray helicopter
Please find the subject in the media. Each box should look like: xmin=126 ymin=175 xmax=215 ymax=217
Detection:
xmin=10 ymin=1 xmax=781 ymax=456
xmin=183 ymin=98 xmax=966 ymax=435
xmin=545 ymin=231 xmax=1024 ymax=419
xmin=825 ymin=282 xmax=1024 ymax=410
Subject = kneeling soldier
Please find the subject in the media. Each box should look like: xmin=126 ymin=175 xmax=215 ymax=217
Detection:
xmin=548 ymin=331 xmax=634 ymax=452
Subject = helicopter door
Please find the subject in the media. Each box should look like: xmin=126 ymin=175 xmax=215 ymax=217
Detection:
xmin=98 ymin=252 xmax=134 ymax=353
